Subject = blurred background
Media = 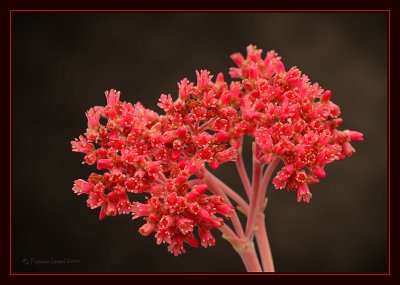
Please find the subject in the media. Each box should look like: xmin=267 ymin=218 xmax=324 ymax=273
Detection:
xmin=12 ymin=13 xmax=387 ymax=272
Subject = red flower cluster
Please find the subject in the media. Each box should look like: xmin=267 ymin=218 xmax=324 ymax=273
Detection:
xmin=230 ymin=45 xmax=363 ymax=202
xmin=72 ymin=45 xmax=363 ymax=255
xmin=72 ymin=80 xmax=236 ymax=255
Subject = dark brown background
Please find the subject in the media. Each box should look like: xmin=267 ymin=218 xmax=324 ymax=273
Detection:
xmin=12 ymin=12 xmax=387 ymax=272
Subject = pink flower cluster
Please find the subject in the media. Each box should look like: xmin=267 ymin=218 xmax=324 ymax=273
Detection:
xmin=229 ymin=45 xmax=363 ymax=202
xmin=72 ymin=45 xmax=363 ymax=255
xmin=72 ymin=83 xmax=236 ymax=255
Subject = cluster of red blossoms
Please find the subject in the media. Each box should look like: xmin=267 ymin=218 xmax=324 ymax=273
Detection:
xmin=229 ymin=45 xmax=363 ymax=202
xmin=72 ymin=45 xmax=363 ymax=255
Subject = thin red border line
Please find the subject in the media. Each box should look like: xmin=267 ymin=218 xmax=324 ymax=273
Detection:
xmin=387 ymin=9 xmax=391 ymax=276
xmin=9 ymin=9 xmax=390 ymax=12
xmin=9 ymin=9 xmax=391 ymax=275
xmin=9 ymin=9 xmax=13 ymax=277
xmin=8 ymin=10 xmax=390 ymax=276
xmin=12 ymin=272 xmax=388 ymax=276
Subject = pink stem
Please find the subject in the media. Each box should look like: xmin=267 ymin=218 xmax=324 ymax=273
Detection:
xmin=219 ymin=223 xmax=239 ymax=240
xmin=211 ymin=173 xmax=249 ymax=215
xmin=225 ymin=236 xmax=263 ymax=272
xmin=199 ymin=146 xmax=279 ymax=272
xmin=252 ymin=158 xmax=279 ymax=272
xmin=202 ymin=170 xmax=245 ymax=238
xmin=216 ymin=192 xmax=261 ymax=273
xmin=187 ymin=179 xmax=203 ymax=187
xmin=237 ymin=242 xmax=262 ymax=272
xmin=255 ymin=212 xmax=275 ymax=272
xmin=257 ymin=157 xmax=280 ymax=212
xmin=235 ymin=137 xmax=252 ymax=198
xmin=194 ymin=170 xmax=249 ymax=214
xmin=245 ymin=143 xmax=262 ymax=237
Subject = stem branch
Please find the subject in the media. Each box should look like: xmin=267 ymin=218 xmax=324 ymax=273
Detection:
xmin=235 ymin=137 xmax=252 ymax=199
xmin=257 ymin=157 xmax=280 ymax=211
xmin=212 ymin=174 xmax=249 ymax=215
xmin=255 ymin=211 xmax=275 ymax=272
xmin=222 ymin=235 xmax=263 ymax=272
xmin=202 ymin=169 xmax=245 ymax=238
xmin=245 ymin=143 xmax=262 ymax=237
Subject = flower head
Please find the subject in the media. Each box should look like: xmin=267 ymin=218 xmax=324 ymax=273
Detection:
xmin=72 ymin=88 xmax=234 ymax=254
xmin=72 ymin=45 xmax=363 ymax=260
xmin=231 ymin=45 xmax=363 ymax=202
